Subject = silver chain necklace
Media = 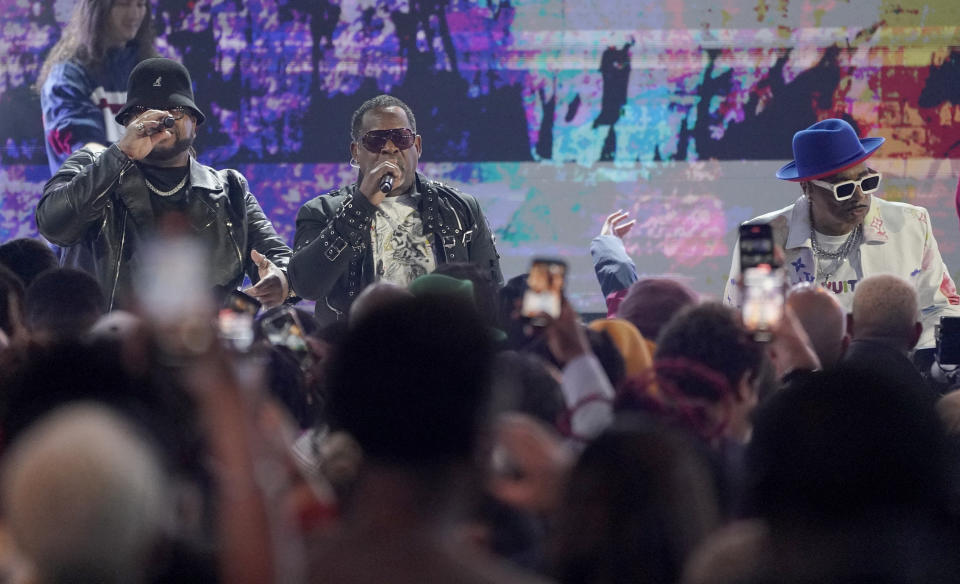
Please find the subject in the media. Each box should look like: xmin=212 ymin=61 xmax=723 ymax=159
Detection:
xmin=809 ymin=201 xmax=862 ymax=283
xmin=144 ymin=173 xmax=188 ymax=197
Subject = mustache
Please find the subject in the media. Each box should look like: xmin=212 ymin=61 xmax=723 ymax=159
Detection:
xmin=144 ymin=135 xmax=195 ymax=162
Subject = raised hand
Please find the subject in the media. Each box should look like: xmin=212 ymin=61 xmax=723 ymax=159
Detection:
xmin=600 ymin=209 xmax=637 ymax=239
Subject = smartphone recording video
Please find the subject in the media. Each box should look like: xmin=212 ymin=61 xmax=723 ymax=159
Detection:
xmin=133 ymin=235 xmax=216 ymax=357
xmin=521 ymin=258 xmax=566 ymax=323
xmin=739 ymin=223 xmax=775 ymax=270
xmin=217 ymin=290 xmax=261 ymax=352
xmin=259 ymin=306 xmax=314 ymax=373
xmin=741 ymin=264 xmax=784 ymax=342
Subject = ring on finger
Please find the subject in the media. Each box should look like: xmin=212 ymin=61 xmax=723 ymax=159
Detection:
xmin=135 ymin=121 xmax=145 ymax=134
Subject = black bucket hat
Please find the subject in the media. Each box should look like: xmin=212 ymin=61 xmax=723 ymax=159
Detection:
xmin=115 ymin=58 xmax=206 ymax=125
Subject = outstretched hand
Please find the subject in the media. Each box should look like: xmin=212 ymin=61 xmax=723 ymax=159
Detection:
xmin=600 ymin=209 xmax=636 ymax=239
xmin=244 ymin=249 xmax=288 ymax=308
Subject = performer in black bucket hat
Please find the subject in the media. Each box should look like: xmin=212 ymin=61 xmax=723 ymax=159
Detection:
xmin=37 ymin=58 xmax=292 ymax=312
xmin=115 ymin=57 xmax=205 ymax=126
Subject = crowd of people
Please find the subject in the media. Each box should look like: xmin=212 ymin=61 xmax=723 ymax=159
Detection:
xmin=7 ymin=5 xmax=960 ymax=580
xmin=5 ymin=200 xmax=960 ymax=583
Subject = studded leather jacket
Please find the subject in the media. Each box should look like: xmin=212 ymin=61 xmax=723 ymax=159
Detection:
xmin=288 ymin=173 xmax=503 ymax=325
xmin=37 ymin=144 xmax=292 ymax=311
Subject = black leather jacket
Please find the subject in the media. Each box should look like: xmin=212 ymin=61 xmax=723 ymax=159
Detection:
xmin=289 ymin=172 xmax=503 ymax=324
xmin=37 ymin=144 xmax=292 ymax=310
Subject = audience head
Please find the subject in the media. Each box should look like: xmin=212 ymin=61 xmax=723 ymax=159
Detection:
xmin=489 ymin=351 xmax=565 ymax=430
xmin=746 ymin=366 xmax=949 ymax=524
xmin=432 ymin=262 xmax=501 ymax=329
xmin=617 ymin=277 xmax=699 ymax=342
xmin=0 ymin=238 xmax=57 ymax=288
xmin=588 ymin=318 xmax=653 ymax=379
xmin=551 ymin=416 xmax=719 ymax=584
xmin=348 ymin=281 xmax=413 ymax=327
xmin=409 ymin=272 xmax=475 ymax=306
xmin=497 ymin=273 xmax=531 ymax=350
xmin=936 ymin=389 xmax=960 ymax=435
xmin=327 ymin=295 xmax=495 ymax=468
xmin=648 ymin=302 xmax=764 ymax=442
xmin=850 ymin=274 xmax=921 ymax=351
xmin=1 ymin=403 xmax=169 ymax=584
xmin=24 ymin=268 xmax=105 ymax=341
xmin=785 ymin=283 xmax=849 ymax=368
xmin=0 ymin=264 xmax=26 ymax=343
xmin=0 ymin=340 xmax=179 ymax=464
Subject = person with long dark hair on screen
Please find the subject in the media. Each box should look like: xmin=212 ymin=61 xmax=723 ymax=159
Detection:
xmin=37 ymin=0 xmax=157 ymax=175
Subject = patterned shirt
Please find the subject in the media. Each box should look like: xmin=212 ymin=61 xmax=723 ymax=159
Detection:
xmin=371 ymin=192 xmax=436 ymax=287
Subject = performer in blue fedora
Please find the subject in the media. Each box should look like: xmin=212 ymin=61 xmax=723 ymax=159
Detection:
xmin=724 ymin=118 xmax=960 ymax=350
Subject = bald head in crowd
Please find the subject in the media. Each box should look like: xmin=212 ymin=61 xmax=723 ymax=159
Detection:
xmin=851 ymin=274 xmax=921 ymax=352
xmin=785 ymin=284 xmax=849 ymax=368
xmin=1 ymin=404 xmax=169 ymax=584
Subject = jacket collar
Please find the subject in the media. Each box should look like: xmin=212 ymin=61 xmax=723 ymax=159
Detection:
xmin=785 ymin=194 xmax=888 ymax=250
xmin=117 ymin=157 xmax=225 ymax=228
xmin=187 ymin=156 xmax=225 ymax=193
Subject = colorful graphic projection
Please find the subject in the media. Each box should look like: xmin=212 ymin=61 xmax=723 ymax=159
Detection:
xmin=1 ymin=0 xmax=959 ymax=311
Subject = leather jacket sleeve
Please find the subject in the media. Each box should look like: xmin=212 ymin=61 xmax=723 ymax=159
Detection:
xmin=225 ymin=171 xmax=292 ymax=282
xmin=37 ymin=144 xmax=134 ymax=246
xmin=461 ymin=192 xmax=504 ymax=287
xmin=288 ymin=188 xmax=376 ymax=300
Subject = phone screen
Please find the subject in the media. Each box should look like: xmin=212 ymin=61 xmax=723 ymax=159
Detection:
xmin=224 ymin=290 xmax=261 ymax=316
xmin=217 ymin=290 xmax=261 ymax=351
xmin=521 ymin=258 xmax=566 ymax=321
xmin=739 ymin=223 xmax=775 ymax=270
xmin=259 ymin=307 xmax=314 ymax=371
xmin=741 ymin=265 xmax=784 ymax=342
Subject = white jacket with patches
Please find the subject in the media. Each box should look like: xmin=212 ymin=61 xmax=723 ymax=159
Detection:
xmin=723 ymin=195 xmax=960 ymax=349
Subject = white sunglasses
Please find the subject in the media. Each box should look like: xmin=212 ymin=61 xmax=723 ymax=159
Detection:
xmin=810 ymin=171 xmax=882 ymax=201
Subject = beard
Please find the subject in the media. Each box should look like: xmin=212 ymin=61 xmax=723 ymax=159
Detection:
xmin=144 ymin=134 xmax=195 ymax=164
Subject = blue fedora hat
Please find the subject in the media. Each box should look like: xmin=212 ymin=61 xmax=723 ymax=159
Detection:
xmin=776 ymin=118 xmax=884 ymax=181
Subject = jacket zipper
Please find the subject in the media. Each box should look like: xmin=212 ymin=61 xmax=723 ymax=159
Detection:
xmin=99 ymin=160 xmax=133 ymax=202
xmin=103 ymin=159 xmax=135 ymax=310
xmin=453 ymin=209 xmax=464 ymax=234
xmin=325 ymin=296 xmax=345 ymax=321
xmin=198 ymin=197 xmax=244 ymax=271
xmin=94 ymin=161 xmax=132 ymax=239
xmin=225 ymin=219 xmax=243 ymax=267
xmin=109 ymin=209 xmax=128 ymax=311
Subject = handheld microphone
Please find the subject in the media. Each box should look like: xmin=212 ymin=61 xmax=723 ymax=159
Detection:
xmin=144 ymin=116 xmax=176 ymax=136
xmin=379 ymin=174 xmax=394 ymax=194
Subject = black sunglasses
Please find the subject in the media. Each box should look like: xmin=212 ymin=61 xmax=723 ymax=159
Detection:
xmin=359 ymin=128 xmax=416 ymax=153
